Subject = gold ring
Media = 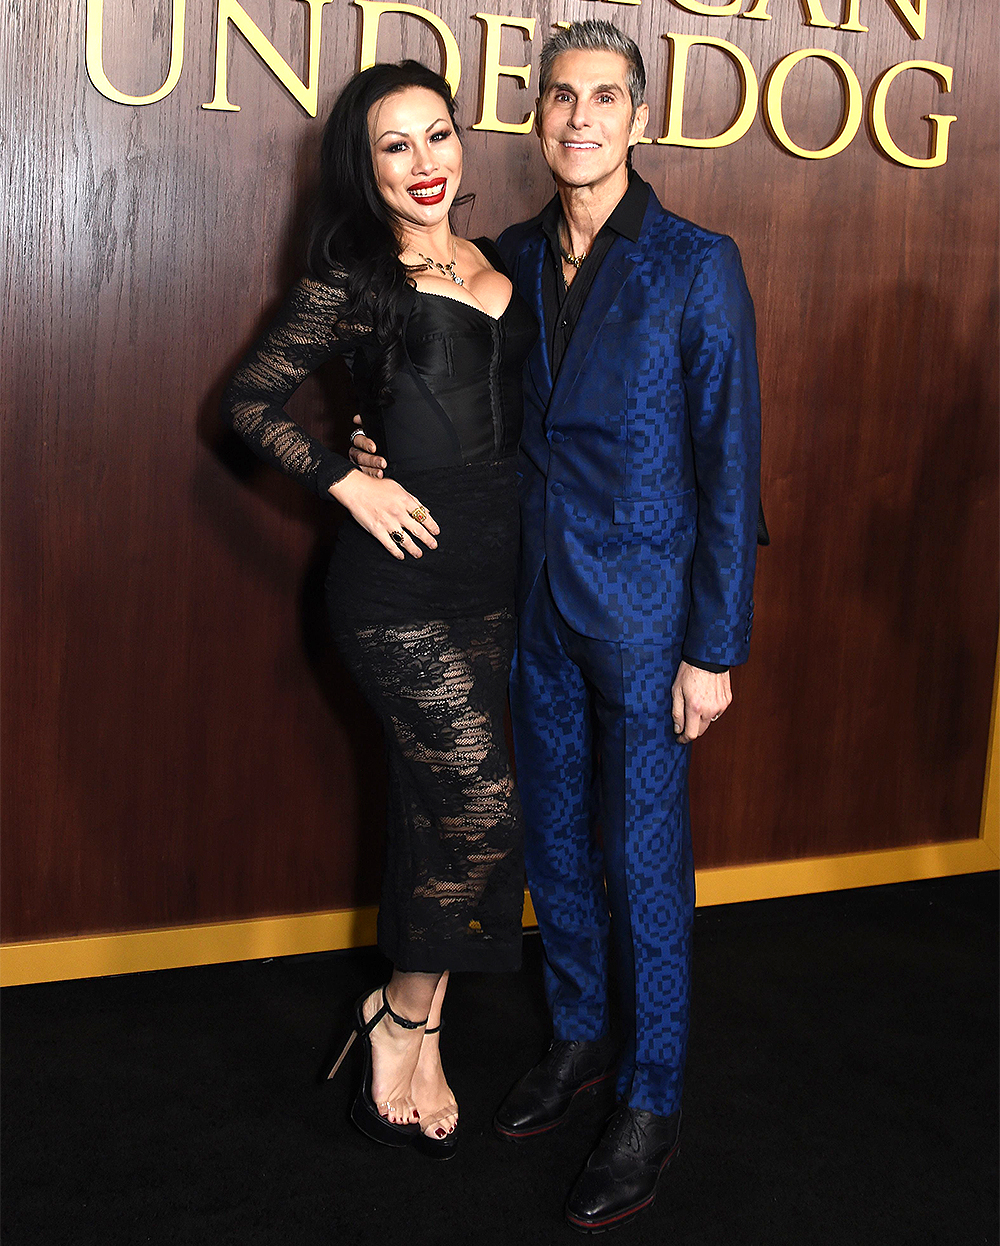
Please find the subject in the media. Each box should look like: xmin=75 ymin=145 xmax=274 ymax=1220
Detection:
xmin=409 ymin=505 xmax=428 ymax=524
xmin=389 ymin=530 xmax=405 ymax=546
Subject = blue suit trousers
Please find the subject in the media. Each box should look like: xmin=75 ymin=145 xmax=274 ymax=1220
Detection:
xmin=510 ymin=568 xmax=695 ymax=1117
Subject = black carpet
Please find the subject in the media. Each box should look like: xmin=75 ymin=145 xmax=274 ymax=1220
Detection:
xmin=2 ymin=873 xmax=997 ymax=1246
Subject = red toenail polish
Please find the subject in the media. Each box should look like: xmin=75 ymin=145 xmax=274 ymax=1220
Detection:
xmin=436 ymin=1129 xmax=446 ymax=1137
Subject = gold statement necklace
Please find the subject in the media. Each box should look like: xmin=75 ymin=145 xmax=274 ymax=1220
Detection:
xmin=414 ymin=242 xmax=464 ymax=287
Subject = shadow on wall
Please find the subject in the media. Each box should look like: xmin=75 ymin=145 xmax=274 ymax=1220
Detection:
xmin=191 ymin=127 xmax=386 ymax=908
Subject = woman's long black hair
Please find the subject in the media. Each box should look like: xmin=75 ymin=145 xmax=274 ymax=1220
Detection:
xmin=306 ymin=61 xmax=460 ymax=404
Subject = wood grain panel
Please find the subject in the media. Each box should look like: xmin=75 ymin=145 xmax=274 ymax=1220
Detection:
xmin=3 ymin=0 xmax=997 ymax=940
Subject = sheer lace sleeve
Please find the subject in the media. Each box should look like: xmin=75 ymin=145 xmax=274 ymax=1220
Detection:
xmin=220 ymin=275 xmax=371 ymax=497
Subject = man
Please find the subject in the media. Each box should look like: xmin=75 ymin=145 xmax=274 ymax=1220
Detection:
xmin=355 ymin=20 xmax=761 ymax=1232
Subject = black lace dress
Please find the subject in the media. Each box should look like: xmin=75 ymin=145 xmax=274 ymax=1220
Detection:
xmin=221 ymin=239 xmax=537 ymax=973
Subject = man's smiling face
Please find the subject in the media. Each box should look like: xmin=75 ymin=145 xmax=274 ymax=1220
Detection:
xmin=536 ymin=49 xmax=648 ymax=192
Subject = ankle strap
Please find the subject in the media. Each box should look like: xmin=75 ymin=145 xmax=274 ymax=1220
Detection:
xmin=424 ymin=1022 xmax=442 ymax=1035
xmin=381 ymin=987 xmax=428 ymax=1031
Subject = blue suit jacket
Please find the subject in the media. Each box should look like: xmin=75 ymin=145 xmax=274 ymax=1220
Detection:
xmin=498 ymin=188 xmax=760 ymax=665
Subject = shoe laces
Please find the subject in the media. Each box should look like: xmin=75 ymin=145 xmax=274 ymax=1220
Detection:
xmin=602 ymin=1107 xmax=647 ymax=1156
xmin=542 ymin=1039 xmax=591 ymax=1076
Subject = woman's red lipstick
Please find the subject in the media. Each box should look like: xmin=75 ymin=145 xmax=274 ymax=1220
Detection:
xmin=407 ymin=177 xmax=447 ymax=205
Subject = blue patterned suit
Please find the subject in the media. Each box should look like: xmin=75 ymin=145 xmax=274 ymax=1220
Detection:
xmin=498 ymin=180 xmax=760 ymax=1117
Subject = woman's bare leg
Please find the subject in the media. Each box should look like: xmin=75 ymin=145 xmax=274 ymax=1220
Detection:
xmin=411 ymin=970 xmax=459 ymax=1137
xmin=362 ymin=969 xmax=441 ymax=1125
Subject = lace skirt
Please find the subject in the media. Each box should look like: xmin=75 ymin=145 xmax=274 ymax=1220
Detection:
xmin=328 ymin=460 xmax=524 ymax=973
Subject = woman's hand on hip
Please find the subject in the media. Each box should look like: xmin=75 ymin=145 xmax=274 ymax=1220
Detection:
xmin=328 ymin=470 xmax=440 ymax=560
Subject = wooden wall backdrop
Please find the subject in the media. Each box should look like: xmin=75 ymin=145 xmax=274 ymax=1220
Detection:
xmin=3 ymin=0 xmax=997 ymax=947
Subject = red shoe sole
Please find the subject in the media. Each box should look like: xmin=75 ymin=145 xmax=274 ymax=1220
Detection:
xmin=564 ymin=1143 xmax=680 ymax=1233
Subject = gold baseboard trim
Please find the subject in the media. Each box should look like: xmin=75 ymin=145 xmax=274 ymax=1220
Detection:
xmin=2 ymin=839 xmax=995 ymax=988
xmin=695 ymin=835 xmax=997 ymax=907
xmin=0 ymin=905 xmax=384 ymax=990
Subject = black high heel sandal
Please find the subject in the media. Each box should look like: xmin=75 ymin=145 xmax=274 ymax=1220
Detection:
xmin=326 ymin=987 xmax=428 ymax=1147
xmin=412 ymin=1021 xmax=459 ymax=1161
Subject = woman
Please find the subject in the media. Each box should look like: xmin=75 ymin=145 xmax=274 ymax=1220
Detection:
xmin=220 ymin=61 xmax=537 ymax=1158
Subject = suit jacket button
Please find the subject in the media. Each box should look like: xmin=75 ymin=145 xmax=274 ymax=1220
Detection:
xmin=550 ymin=431 xmax=566 ymax=443
xmin=550 ymin=482 xmax=565 ymax=496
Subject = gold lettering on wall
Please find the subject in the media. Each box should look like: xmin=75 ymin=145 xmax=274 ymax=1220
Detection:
xmin=471 ymin=13 xmax=536 ymax=133
xmin=886 ymin=0 xmax=928 ymax=40
xmin=202 ymin=0 xmax=333 ymax=114
xmin=799 ymin=0 xmax=837 ymax=28
xmin=79 ymin=0 xmax=955 ymax=170
xmin=671 ymin=0 xmax=742 ymax=16
xmin=741 ymin=0 xmax=837 ymax=26
xmin=763 ymin=48 xmax=863 ymax=157
xmin=742 ymin=0 xmax=928 ymax=35
xmin=868 ymin=59 xmax=954 ymax=167
xmin=658 ymin=34 xmax=759 ymax=148
xmin=86 ymin=0 xmax=186 ymax=105
xmin=838 ymin=0 xmax=868 ymax=32
xmin=354 ymin=0 xmax=462 ymax=93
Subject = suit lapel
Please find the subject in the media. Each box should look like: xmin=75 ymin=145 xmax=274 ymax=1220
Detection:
xmin=548 ymin=233 xmax=641 ymax=416
xmin=521 ymin=232 xmax=553 ymax=402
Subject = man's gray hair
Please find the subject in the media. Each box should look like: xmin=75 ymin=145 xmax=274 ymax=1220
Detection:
xmin=538 ymin=21 xmax=646 ymax=111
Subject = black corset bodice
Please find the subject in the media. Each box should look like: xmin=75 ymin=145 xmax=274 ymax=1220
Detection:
xmin=352 ymin=283 xmax=537 ymax=474
xmin=219 ymin=237 xmax=538 ymax=499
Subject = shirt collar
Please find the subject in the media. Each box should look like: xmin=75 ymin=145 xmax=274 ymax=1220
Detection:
xmin=539 ymin=169 xmax=649 ymax=251
xmin=606 ymin=169 xmax=649 ymax=242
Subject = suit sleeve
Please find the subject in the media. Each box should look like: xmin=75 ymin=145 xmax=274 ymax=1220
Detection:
xmin=679 ymin=236 xmax=760 ymax=668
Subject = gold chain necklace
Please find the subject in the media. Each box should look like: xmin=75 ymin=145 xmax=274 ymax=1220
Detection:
xmin=558 ymin=223 xmax=589 ymax=270
xmin=413 ymin=243 xmax=464 ymax=287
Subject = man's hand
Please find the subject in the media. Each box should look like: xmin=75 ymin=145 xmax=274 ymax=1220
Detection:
xmin=350 ymin=413 xmax=385 ymax=478
xmin=671 ymin=662 xmax=732 ymax=744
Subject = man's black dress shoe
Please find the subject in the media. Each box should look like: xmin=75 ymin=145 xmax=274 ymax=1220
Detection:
xmin=493 ymin=1038 xmax=617 ymax=1141
xmin=565 ymin=1105 xmax=681 ymax=1233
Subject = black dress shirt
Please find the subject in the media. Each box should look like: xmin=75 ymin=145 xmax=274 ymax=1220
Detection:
xmin=540 ymin=170 xmax=649 ymax=380
xmin=539 ymin=172 xmax=728 ymax=675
